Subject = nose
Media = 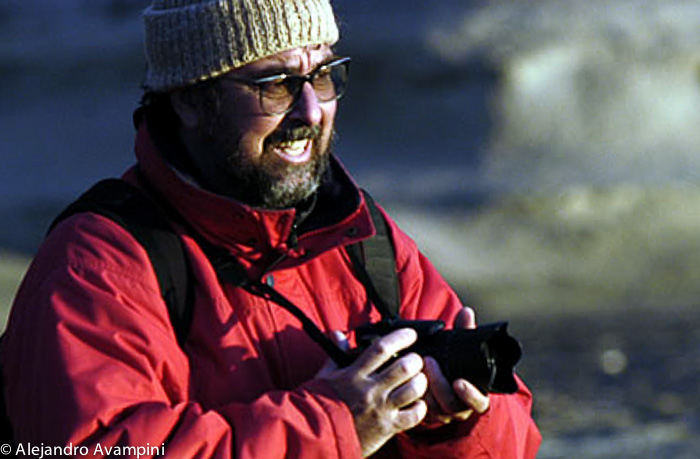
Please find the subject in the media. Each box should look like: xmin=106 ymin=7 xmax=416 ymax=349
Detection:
xmin=288 ymin=82 xmax=323 ymax=125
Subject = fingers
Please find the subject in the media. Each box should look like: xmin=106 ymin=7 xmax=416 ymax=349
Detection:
xmin=454 ymin=307 xmax=476 ymax=330
xmin=321 ymin=322 xmax=489 ymax=451
xmin=453 ymin=379 xmax=490 ymax=414
xmin=423 ymin=357 xmax=490 ymax=424
xmin=394 ymin=400 xmax=428 ymax=431
xmin=353 ymin=328 xmax=418 ymax=377
xmin=376 ymin=349 xmax=427 ymax=410
xmin=424 ymin=357 xmax=470 ymax=415
xmin=387 ymin=367 xmax=428 ymax=409
xmin=378 ymin=352 xmax=423 ymax=386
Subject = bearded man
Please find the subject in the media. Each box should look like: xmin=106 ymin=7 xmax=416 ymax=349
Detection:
xmin=0 ymin=1 xmax=541 ymax=457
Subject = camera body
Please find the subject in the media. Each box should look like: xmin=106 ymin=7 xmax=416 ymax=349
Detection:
xmin=352 ymin=319 xmax=522 ymax=394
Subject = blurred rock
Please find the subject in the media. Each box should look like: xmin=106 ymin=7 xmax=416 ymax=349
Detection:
xmin=0 ymin=252 xmax=29 ymax=328
xmin=391 ymin=185 xmax=700 ymax=315
xmin=427 ymin=0 xmax=700 ymax=189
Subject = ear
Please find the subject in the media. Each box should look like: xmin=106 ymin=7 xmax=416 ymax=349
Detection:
xmin=169 ymin=90 xmax=200 ymax=129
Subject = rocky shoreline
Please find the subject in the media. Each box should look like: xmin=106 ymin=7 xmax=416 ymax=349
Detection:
xmin=512 ymin=304 xmax=700 ymax=458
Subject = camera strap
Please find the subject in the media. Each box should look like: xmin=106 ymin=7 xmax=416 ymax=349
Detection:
xmin=243 ymin=279 xmax=355 ymax=367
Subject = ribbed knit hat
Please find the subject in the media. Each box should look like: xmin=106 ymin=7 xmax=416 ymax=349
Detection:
xmin=143 ymin=0 xmax=339 ymax=92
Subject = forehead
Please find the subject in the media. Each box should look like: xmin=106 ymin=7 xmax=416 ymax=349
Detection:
xmin=233 ymin=44 xmax=335 ymax=76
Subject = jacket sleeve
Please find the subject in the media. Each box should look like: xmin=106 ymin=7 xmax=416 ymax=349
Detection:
xmin=0 ymin=214 xmax=361 ymax=459
xmin=382 ymin=210 xmax=542 ymax=459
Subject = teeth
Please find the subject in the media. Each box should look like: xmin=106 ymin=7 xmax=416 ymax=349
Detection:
xmin=278 ymin=139 xmax=309 ymax=156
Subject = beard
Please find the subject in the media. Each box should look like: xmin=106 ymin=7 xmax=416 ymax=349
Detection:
xmin=200 ymin=117 xmax=333 ymax=209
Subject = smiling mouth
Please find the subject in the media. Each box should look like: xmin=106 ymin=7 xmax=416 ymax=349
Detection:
xmin=273 ymin=139 xmax=312 ymax=163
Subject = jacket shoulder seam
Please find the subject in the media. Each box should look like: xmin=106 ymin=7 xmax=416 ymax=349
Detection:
xmin=51 ymin=212 xmax=165 ymax=296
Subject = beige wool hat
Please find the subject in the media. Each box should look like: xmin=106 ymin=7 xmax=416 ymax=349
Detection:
xmin=142 ymin=0 xmax=339 ymax=92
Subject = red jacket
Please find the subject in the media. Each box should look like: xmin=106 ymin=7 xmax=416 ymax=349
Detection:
xmin=1 ymin=123 xmax=541 ymax=458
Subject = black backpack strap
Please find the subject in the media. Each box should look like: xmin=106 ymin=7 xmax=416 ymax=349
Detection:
xmin=49 ymin=179 xmax=193 ymax=345
xmin=345 ymin=190 xmax=401 ymax=320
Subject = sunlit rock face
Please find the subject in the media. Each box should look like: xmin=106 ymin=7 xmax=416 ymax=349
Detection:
xmin=428 ymin=0 xmax=700 ymax=190
xmin=393 ymin=184 xmax=700 ymax=314
xmin=406 ymin=1 xmax=700 ymax=311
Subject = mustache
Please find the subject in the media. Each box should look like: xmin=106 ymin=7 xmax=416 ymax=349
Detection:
xmin=267 ymin=125 xmax=321 ymax=144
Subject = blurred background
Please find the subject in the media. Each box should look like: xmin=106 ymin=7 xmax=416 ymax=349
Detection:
xmin=2 ymin=0 xmax=700 ymax=456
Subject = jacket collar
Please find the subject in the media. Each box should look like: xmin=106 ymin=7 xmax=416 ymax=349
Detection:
xmin=131 ymin=121 xmax=375 ymax=277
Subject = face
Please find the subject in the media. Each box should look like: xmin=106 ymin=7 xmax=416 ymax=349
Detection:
xmin=173 ymin=45 xmax=339 ymax=209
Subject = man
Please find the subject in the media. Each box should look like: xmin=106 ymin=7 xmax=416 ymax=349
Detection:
xmin=1 ymin=0 xmax=541 ymax=457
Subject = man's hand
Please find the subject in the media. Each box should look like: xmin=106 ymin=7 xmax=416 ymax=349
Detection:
xmin=317 ymin=329 xmax=429 ymax=457
xmin=423 ymin=307 xmax=490 ymax=425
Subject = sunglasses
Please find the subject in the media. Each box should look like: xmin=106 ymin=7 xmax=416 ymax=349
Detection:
xmin=221 ymin=56 xmax=351 ymax=116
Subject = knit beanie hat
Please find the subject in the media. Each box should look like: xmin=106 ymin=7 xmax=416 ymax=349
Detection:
xmin=142 ymin=0 xmax=339 ymax=92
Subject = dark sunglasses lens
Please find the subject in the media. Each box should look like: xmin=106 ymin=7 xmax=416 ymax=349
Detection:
xmin=263 ymin=59 xmax=350 ymax=114
xmin=318 ymin=61 xmax=349 ymax=101
xmin=330 ymin=61 xmax=349 ymax=100
xmin=260 ymin=78 xmax=296 ymax=115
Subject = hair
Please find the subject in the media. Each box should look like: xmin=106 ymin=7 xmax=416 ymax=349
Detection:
xmin=133 ymin=91 xmax=176 ymax=132
xmin=133 ymin=79 xmax=225 ymax=174
xmin=134 ymin=79 xmax=222 ymax=131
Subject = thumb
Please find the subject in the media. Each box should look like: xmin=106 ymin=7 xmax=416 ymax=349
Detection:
xmin=330 ymin=330 xmax=350 ymax=351
xmin=454 ymin=307 xmax=476 ymax=330
xmin=316 ymin=331 xmax=349 ymax=377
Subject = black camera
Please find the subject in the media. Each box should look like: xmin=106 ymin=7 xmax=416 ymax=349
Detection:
xmin=351 ymin=319 xmax=522 ymax=394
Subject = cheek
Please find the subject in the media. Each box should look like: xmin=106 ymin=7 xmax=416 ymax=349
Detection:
xmin=320 ymin=103 xmax=337 ymax=140
xmin=214 ymin=91 xmax=278 ymax=156
xmin=229 ymin=116 xmax=281 ymax=157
